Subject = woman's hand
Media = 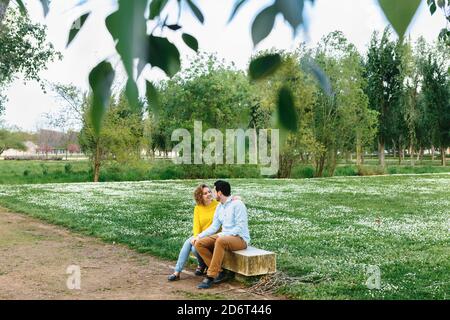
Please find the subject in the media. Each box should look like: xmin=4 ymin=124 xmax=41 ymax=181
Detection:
xmin=232 ymin=195 xmax=242 ymax=201
xmin=191 ymin=236 xmax=199 ymax=246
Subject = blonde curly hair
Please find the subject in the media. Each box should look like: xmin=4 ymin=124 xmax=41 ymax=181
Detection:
xmin=194 ymin=184 xmax=211 ymax=206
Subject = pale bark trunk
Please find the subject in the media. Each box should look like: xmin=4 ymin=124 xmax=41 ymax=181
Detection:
xmin=356 ymin=135 xmax=362 ymax=166
xmin=417 ymin=147 xmax=422 ymax=162
xmin=431 ymin=146 xmax=435 ymax=161
xmin=0 ymin=0 xmax=10 ymax=25
xmin=93 ymin=141 xmax=101 ymax=182
xmin=441 ymin=146 xmax=446 ymax=167
xmin=409 ymin=143 xmax=414 ymax=166
xmin=378 ymin=139 xmax=385 ymax=167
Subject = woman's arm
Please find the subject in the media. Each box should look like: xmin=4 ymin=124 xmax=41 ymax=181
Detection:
xmin=192 ymin=206 xmax=201 ymax=237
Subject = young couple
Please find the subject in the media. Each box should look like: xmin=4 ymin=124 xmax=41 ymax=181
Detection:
xmin=167 ymin=180 xmax=250 ymax=289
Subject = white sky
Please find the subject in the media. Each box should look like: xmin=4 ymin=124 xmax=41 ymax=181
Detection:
xmin=2 ymin=0 xmax=446 ymax=131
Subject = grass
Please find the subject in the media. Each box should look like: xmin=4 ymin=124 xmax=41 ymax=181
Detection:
xmin=0 ymin=174 xmax=448 ymax=299
xmin=2 ymin=159 xmax=450 ymax=184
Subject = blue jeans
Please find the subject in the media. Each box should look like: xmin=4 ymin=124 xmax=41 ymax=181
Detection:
xmin=174 ymin=236 xmax=206 ymax=273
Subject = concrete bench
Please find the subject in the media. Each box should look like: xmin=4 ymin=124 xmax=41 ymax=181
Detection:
xmin=222 ymin=246 xmax=276 ymax=277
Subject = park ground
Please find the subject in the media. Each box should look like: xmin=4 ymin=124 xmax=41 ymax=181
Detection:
xmin=0 ymin=208 xmax=277 ymax=300
xmin=0 ymin=172 xmax=448 ymax=299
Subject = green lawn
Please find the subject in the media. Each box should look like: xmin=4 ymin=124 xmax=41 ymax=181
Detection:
xmin=0 ymin=160 xmax=90 ymax=184
xmin=0 ymin=174 xmax=448 ymax=299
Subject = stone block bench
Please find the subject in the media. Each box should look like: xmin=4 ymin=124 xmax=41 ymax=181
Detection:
xmin=222 ymin=246 xmax=276 ymax=277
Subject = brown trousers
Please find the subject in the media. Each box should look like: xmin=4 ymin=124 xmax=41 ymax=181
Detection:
xmin=195 ymin=234 xmax=247 ymax=278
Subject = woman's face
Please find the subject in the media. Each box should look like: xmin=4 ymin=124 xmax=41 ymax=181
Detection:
xmin=202 ymin=187 xmax=212 ymax=203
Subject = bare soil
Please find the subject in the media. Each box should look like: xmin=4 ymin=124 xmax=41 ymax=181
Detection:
xmin=0 ymin=209 xmax=280 ymax=300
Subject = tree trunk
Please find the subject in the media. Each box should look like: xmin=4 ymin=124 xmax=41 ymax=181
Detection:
xmin=93 ymin=141 xmax=101 ymax=182
xmin=441 ymin=146 xmax=446 ymax=167
xmin=409 ymin=143 xmax=414 ymax=166
xmin=0 ymin=0 xmax=10 ymax=25
xmin=344 ymin=151 xmax=351 ymax=164
xmin=378 ymin=139 xmax=385 ymax=167
xmin=431 ymin=146 xmax=435 ymax=161
xmin=356 ymin=135 xmax=362 ymax=166
xmin=315 ymin=155 xmax=326 ymax=178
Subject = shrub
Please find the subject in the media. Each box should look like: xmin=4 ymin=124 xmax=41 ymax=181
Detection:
xmin=40 ymin=164 xmax=49 ymax=175
xmin=23 ymin=169 xmax=30 ymax=176
xmin=291 ymin=165 xmax=315 ymax=179
xmin=334 ymin=166 xmax=358 ymax=177
xmin=357 ymin=165 xmax=386 ymax=176
xmin=64 ymin=163 xmax=73 ymax=174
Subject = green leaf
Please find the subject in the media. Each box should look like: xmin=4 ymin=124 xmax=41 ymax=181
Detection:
xmin=137 ymin=59 xmax=147 ymax=78
xmin=148 ymin=35 xmax=181 ymax=77
xmin=302 ymin=58 xmax=333 ymax=96
xmin=249 ymin=54 xmax=282 ymax=80
xmin=67 ymin=13 xmax=90 ymax=47
xmin=146 ymin=81 xmax=160 ymax=117
xmin=186 ymin=0 xmax=204 ymax=23
xmin=40 ymin=0 xmax=50 ymax=16
xmin=429 ymin=1 xmax=437 ymax=15
xmin=378 ymin=0 xmax=421 ymax=38
xmin=276 ymin=0 xmax=304 ymax=30
xmin=125 ymin=78 xmax=140 ymax=112
xmin=15 ymin=0 xmax=27 ymax=15
xmin=105 ymin=0 xmax=148 ymax=79
xmin=182 ymin=33 xmax=199 ymax=52
xmin=149 ymin=0 xmax=169 ymax=19
xmin=251 ymin=5 xmax=278 ymax=47
xmin=228 ymin=0 xmax=247 ymax=23
xmin=166 ymin=24 xmax=182 ymax=31
xmin=88 ymin=61 xmax=115 ymax=136
xmin=277 ymin=86 xmax=298 ymax=132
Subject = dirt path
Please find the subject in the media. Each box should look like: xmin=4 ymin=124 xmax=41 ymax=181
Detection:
xmin=0 ymin=209 xmax=279 ymax=300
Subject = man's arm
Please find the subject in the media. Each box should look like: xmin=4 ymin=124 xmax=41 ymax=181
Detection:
xmin=197 ymin=208 xmax=221 ymax=239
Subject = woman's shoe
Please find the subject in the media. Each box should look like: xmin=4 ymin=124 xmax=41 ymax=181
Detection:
xmin=168 ymin=273 xmax=180 ymax=281
xmin=195 ymin=266 xmax=207 ymax=276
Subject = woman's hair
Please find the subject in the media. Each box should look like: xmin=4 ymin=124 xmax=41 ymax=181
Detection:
xmin=194 ymin=184 xmax=210 ymax=206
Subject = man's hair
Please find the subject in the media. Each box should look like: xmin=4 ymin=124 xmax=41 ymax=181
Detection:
xmin=214 ymin=180 xmax=231 ymax=197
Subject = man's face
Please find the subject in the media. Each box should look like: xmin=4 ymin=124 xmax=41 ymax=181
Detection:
xmin=213 ymin=187 xmax=221 ymax=201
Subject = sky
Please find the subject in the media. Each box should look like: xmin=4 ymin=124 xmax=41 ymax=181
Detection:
xmin=1 ymin=0 xmax=447 ymax=132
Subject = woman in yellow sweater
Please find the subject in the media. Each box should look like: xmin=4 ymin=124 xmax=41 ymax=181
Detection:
xmin=168 ymin=184 xmax=217 ymax=281
xmin=168 ymin=184 xmax=239 ymax=281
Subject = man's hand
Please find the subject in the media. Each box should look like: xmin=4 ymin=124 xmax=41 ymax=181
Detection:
xmin=191 ymin=236 xmax=199 ymax=246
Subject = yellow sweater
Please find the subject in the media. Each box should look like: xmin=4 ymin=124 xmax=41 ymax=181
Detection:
xmin=193 ymin=199 xmax=219 ymax=237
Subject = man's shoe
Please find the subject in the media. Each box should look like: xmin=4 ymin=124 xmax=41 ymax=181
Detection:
xmin=213 ymin=271 xmax=229 ymax=284
xmin=194 ymin=266 xmax=207 ymax=276
xmin=197 ymin=277 xmax=214 ymax=289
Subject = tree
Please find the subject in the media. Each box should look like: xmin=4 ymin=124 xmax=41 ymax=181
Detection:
xmin=0 ymin=0 xmax=426 ymax=135
xmin=313 ymin=31 xmax=377 ymax=176
xmin=420 ymin=39 xmax=450 ymax=166
xmin=152 ymin=53 xmax=256 ymax=161
xmin=365 ymin=29 xmax=404 ymax=167
xmin=0 ymin=7 xmax=61 ymax=114
xmin=253 ymin=48 xmax=319 ymax=178
xmin=0 ymin=128 xmax=26 ymax=155
xmin=79 ymin=92 xmax=145 ymax=182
